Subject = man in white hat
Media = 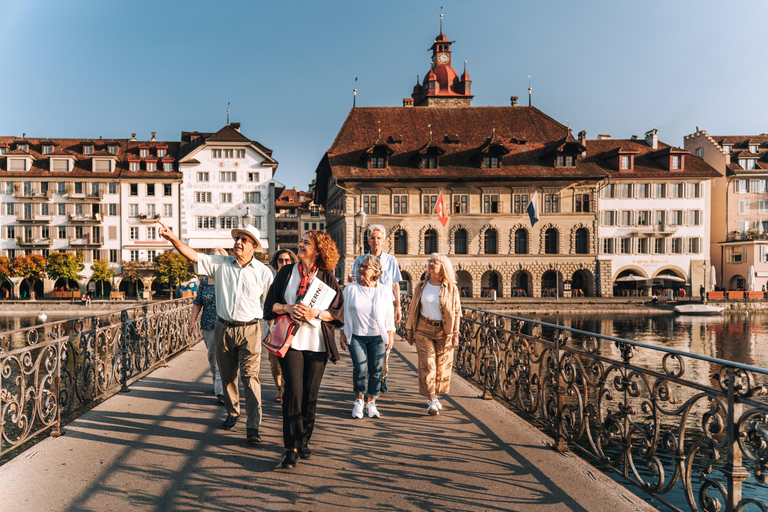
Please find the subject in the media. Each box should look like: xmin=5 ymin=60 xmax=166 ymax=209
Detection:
xmin=158 ymin=221 xmax=273 ymax=445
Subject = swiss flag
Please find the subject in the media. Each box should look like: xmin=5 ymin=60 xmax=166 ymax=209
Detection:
xmin=435 ymin=191 xmax=448 ymax=227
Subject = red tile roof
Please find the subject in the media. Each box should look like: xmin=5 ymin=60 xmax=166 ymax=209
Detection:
xmin=710 ymin=134 xmax=768 ymax=174
xmin=320 ymin=106 xmax=608 ymax=184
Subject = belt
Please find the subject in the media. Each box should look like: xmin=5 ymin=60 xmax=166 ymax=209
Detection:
xmin=419 ymin=314 xmax=442 ymax=327
xmin=216 ymin=316 xmax=259 ymax=328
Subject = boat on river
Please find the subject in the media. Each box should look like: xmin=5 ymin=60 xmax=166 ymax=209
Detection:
xmin=673 ymin=304 xmax=724 ymax=315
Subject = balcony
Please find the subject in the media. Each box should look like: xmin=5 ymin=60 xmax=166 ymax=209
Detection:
xmin=137 ymin=213 xmax=161 ymax=223
xmin=726 ymin=230 xmax=768 ymax=242
xmin=16 ymin=213 xmax=52 ymax=224
xmin=14 ymin=188 xmax=54 ymax=201
xmin=636 ymin=223 xmax=677 ymax=236
xmin=69 ymin=236 xmax=104 ymax=247
xmin=68 ymin=213 xmax=103 ymax=223
xmin=66 ymin=190 xmax=104 ymax=202
xmin=17 ymin=237 xmax=53 ymax=248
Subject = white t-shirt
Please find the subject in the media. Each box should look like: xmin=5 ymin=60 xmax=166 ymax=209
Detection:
xmin=420 ymin=282 xmax=442 ymax=321
xmin=283 ymin=265 xmax=325 ymax=352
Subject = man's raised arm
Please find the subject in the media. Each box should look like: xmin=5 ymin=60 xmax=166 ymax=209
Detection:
xmin=158 ymin=220 xmax=198 ymax=263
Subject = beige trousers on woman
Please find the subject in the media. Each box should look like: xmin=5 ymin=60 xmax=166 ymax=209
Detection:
xmin=413 ymin=320 xmax=454 ymax=399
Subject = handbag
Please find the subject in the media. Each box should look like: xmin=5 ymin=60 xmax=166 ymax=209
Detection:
xmin=262 ymin=314 xmax=300 ymax=358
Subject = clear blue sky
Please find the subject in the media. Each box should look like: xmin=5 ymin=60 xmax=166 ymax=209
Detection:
xmin=2 ymin=0 xmax=766 ymax=190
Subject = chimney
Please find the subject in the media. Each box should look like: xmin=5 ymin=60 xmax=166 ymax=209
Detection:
xmin=644 ymin=128 xmax=658 ymax=149
xmin=630 ymin=135 xmax=638 ymax=140
xmin=131 ymin=133 xmax=137 ymax=141
xmin=597 ymin=134 xmax=611 ymax=140
xmin=231 ymin=122 xmax=241 ymax=132
xmin=578 ymin=130 xmax=587 ymax=145
xmin=510 ymin=96 xmax=519 ymax=106
xmin=403 ymin=98 xmax=414 ymax=107
xmin=150 ymin=132 xmax=157 ymax=141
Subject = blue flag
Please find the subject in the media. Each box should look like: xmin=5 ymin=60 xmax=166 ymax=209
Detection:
xmin=527 ymin=192 xmax=539 ymax=226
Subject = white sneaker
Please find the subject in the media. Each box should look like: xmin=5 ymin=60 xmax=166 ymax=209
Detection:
xmin=352 ymin=399 xmax=364 ymax=419
xmin=434 ymin=397 xmax=444 ymax=411
xmin=427 ymin=400 xmax=439 ymax=416
xmin=366 ymin=401 xmax=380 ymax=418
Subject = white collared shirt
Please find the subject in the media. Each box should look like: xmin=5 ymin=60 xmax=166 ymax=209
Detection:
xmin=196 ymin=253 xmax=273 ymax=322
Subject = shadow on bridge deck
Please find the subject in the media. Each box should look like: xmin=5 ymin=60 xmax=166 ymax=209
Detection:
xmin=0 ymin=337 xmax=654 ymax=511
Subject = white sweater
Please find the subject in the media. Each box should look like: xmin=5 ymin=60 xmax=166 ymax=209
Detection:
xmin=342 ymin=282 xmax=395 ymax=344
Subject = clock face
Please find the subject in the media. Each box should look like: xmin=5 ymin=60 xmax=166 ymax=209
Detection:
xmin=437 ymin=52 xmax=449 ymax=64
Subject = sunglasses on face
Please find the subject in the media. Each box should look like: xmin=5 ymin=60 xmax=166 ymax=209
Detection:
xmin=234 ymin=236 xmax=253 ymax=244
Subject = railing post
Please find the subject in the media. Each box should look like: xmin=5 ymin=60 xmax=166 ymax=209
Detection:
xmin=50 ymin=340 xmax=63 ymax=437
xmin=553 ymin=331 xmax=569 ymax=452
xmin=724 ymin=368 xmax=749 ymax=512
xmin=120 ymin=309 xmax=130 ymax=393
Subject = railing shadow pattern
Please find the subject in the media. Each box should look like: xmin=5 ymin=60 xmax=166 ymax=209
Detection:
xmin=397 ymin=297 xmax=768 ymax=512
xmin=1 ymin=298 xmax=198 ymax=457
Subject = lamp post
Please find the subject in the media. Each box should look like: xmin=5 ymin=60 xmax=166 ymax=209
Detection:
xmin=354 ymin=206 xmax=367 ymax=255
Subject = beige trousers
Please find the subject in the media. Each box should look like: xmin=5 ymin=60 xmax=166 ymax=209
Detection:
xmin=215 ymin=321 xmax=262 ymax=430
xmin=413 ymin=319 xmax=454 ymax=399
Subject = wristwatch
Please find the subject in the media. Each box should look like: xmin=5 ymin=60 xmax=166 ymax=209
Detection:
xmin=315 ymin=310 xmax=324 ymax=320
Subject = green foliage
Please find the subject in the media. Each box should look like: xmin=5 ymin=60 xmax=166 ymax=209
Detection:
xmin=12 ymin=254 xmax=46 ymax=282
xmin=154 ymin=252 xmax=192 ymax=290
xmin=91 ymin=259 xmax=115 ymax=283
xmin=45 ymin=251 xmax=85 ymax=282
xmin=120 ymin=260 xmax=142 ymax=282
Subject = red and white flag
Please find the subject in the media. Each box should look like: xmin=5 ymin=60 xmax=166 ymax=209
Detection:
xmin=435 ymin=191 xmax=448 ymax=227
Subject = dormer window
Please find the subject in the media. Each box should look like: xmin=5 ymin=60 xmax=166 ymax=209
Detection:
xmin=422 ymin=156 xmax=438 ymax=169
xmin=749 ymin=144 xmax=758 ymax=153
xmin=740 ymin=158 xmax=758 ymax=170
xmin=157 ymin=148 xmax=166 ymax=157
xmin=108 ymin=145 xmax=117 ymax=155
xmin=164 ymin=162 xmax=173 ymax=172
xmin=483 ymin=156 xmax=500 ymax=169
xmin=723 ymin=145 xmax=731 ymax=153
xmin=620 ymin=155 xmax=632 ymax=170
xmin=146 ymin=162 xmax=156 ymax=172
xmin=43 ymin=145 xmax=52 ymax=155
xmin=18 ymin=144 xmax=27 ymax=152
xmin=0 ymin=148 xmax=5 ymax=155
xmin=370 ymin=155 xmax=386 ymax=169
xmin=140 ymin=148 xmax=148 ymax=158
xmin=671 ymin=155 xmax=682 ymax=170
xmin=556 ymin=155 xmax=575 ymax=167
xmin=83 ymin=145 xmax=92 ymax=155
xmin=129 ymin=161 xmax=139 ymax=171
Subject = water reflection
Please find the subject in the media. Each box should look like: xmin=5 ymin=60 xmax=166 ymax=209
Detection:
xmin=0 ymin=314 xmax=89 ymax=350
xmin=521 ymin=312 xmax=768 ymax=369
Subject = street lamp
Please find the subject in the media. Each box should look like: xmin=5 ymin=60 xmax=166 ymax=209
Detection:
xmin=354 ymin=206 xmax=367 ymax=255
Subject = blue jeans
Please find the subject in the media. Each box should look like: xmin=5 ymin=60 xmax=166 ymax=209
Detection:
xmin=348 ymin=335 xmax=387 ymax=399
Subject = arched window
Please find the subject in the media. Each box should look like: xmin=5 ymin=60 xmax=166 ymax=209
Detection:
xmin=545 ymin=228 xmax=559 ymax=254
xmin=424 ymin=229 xmax=438 ymax=254
xmin=575 ymin=228 xmax=588 ymax=254
xmin=484 ymin=230 xmax=498 ymax=254
xmin=394 ymin=229 xmax=407 ymax=255
xmin=514 ymin=229 xmax=528 ymax=254
xmin=454 ymin=229 xmax=467 ymax=254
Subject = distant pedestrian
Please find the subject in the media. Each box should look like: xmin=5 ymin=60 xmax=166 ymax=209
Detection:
xmin=350 ymin=225 xmax=401 ymax=394
xmin=188 ymin=248 xmax=228 ymax=406
xmin=340 ymin=254 xmax=395 ymax=419
xmin=267 ymin=249 xmax=299 ymax=403
xmin=405 ymin=253 xmax=461 ymax=416
xmin=264 ymin=231 xmax=343 ymax=469
xmin=159 ymin=221 xmax=273 ymax=446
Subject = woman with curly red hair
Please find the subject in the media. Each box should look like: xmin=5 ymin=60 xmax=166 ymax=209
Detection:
xmin=264 ymin=231 xmax=344 ymax=469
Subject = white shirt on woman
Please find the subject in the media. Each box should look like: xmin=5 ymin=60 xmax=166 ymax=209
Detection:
xmin=283 ymin=265 xmax=325 ymax=352
xmin=420 ymin=282 xmax=442 ymax=320
xmin=342 ymin=281 xmax=395 ymax=344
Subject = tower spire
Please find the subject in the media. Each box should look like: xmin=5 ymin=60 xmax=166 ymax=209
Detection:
xmin=227 ymin=102 xmax=230 ymax=125
xmin=528 ymin=75 xmax=532 ymax=107
xmin=353 ymin=76 xmax=358 ymax=108
xmin=439 ymin=9 xmax=443 ymax=34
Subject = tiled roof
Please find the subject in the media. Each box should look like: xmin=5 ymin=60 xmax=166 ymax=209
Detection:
xmin=581 ymin=139 xmax=720 ymax=179
xmin=708 ymin=134 xmax=768 ymax=175
xmin=322 ymin=106 xmax=608 ymax=183
xmin=206 ymin=125 xmax=252 ymax=143
xmin=276 ymin=188 xmax=301 ymax=207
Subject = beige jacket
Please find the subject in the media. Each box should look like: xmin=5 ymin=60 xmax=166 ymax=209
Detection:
xmin=406 ymin=279 xmax=462 ymax=334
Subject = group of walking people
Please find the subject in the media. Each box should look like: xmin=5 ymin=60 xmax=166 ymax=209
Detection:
xmin=160 ymin=222 xmax=461 ymax=470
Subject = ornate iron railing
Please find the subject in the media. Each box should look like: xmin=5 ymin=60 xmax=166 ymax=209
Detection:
xmin=398 ymin=298 xmax=768 ymax=512
xmin=1 ymin=298 xmax=199 ymax=458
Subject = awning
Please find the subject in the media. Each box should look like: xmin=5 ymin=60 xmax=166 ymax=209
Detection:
xmin=186 ymin=237 xmax=269 ymax=250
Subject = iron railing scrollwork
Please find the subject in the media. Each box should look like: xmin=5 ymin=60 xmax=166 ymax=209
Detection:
xmin=1 ymin=298 xmax=199 ymax=457
xmin=397 ymin=297 xmax=768 ymax=512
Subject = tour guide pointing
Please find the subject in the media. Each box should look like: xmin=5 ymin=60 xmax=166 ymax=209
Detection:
xmin=158 ymin=221 xmax=273 ymax=445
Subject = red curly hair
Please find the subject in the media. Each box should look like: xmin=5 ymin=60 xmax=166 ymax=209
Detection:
xmin=304 ymin=230 xmax=339 ymax=271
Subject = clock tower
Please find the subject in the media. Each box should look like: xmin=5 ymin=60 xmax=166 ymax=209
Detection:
xmin=407 ymin=20 xmax=474 ymax=108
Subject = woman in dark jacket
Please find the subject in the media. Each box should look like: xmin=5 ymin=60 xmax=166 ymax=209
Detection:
xmin=264 ymin=230 xmax=343 ymax=469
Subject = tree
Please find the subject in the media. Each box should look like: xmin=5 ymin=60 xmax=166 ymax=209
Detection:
xmin=154 ymin=252 xmax=193 ymax=298
xmin=45 ymin=251 xmax=85 ymax=287
xmin=90 ymin=259 xmax=116 ymax=298
xmin=0 ymin=256 xmax=12 ymax=282
xmin=12 ymin=254 xmax=46 ymax=300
